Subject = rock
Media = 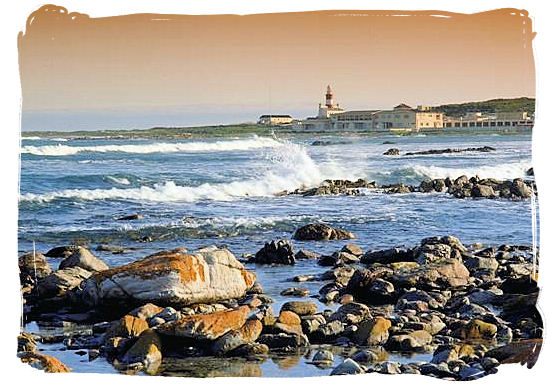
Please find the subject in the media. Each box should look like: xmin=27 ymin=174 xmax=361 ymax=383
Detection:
xmin=351 ymin=348 xmax=383 ymax=363
xmin=257 ymin=333 xmax=309 ymax=350
xmin=280 ymin=287 xmax=310 ymax=297
xmin=293 ymin=223 xmax=355 ymax=241
xmin=80 ymin=247 xmax=255 ymax=307
xmin=485 ymin=339 xmax=542 ymax=368
xmin=117 ymin=213 xmax=143 ymax=221
xmin=341 ymin=244 xmax=362 ymax=256
xmin=301 ymin=314 xmax=326 ymax=335
xmin=280 ymin=301 xmax=317 ymax=316
xmin=378 ymin=361 xmax=402 ymax=374
xmin=103 ymin=315 xmax=149 ymax=341
xmin=330 ymin=358 xmax=364 ymax=375
xmin=472 ymin=184 xmax=496 ymax=198
xmin=116 ymin=329 xmax=162 ymax=374
xmin=37 ymin=266 xmax=93 ymax=297
xmin=312 ymin=349 xmax=334 ymax=365
xmin=352 ymin=317 xmax=392 ymax=346
xmin=310 ymin=320 xmax=345 ymax=342
xmin=318 ymin=252 xmax=359 ymax=266
xmin=211 ymin=319 xmax=263 ymax=355
xmin=228 ymin=342 xmax=269 ymax=357
xmin=254 ymin=239 xmax=295 ymax=265
xmin=292 ymin=274 xmax=315 ymax=282
xmin=18 ymin=351 xmax=70 ymax=373
xmin=383 ymin=148 xmax=400 ymax=156
xmin=454 ymin=319 xmax=498 ymax=340
xmin=278 ymin=310 xmax=302 ymax=326
xmin=391 ymin=258 xmax=470 ymax=289
xmin=19 ymin=252 xmax=51 ymax=281
xmin=510 ymin=179 xmax=531 ymax=198
xmin=458 ymin=365 xmax=485 ymax=380
xmin=18 ymin=333 xmax=37 ymax=352
xmin=386 ymin=330 xmax=432 ymax=352
xmin=328 ymin=302 xmax=372 ymax=324
xmin=96 ymin=244 xmax=126 ymax=254
xmin=156 ymin=306 xmax=249 ymax=340
xmin=45 ymin=245 xmax=82 ymax=258
xmin=58 ymin=246 xmax=109 ymax=272
xmin=128 ymin=303 xmax=164 ymax=321
xmin=361 ymin=247 xmax=414 ymax=264
xmin=526 ymin=167 xmax=534 ymax=176
xmin=295 ymin=250 xmax=320 ymax=259
xmin=339 ymin=294 xmax=354 ymax=305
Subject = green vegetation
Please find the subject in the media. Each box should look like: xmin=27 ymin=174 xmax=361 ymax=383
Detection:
xmin=433 ymin=97 xmax=535 ymax=117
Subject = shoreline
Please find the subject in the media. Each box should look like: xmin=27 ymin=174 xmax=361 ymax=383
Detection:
xmin=18 ymin=229 xmax=542 ymax=378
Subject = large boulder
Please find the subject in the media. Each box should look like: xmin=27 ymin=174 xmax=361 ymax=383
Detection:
xmin=58 ymin=247 xmax=109 ymax=272
xmin=19 ymin=252 xmax=51 ymax=281
xmin=156 ymin=306 xmax=250 ymax=340
xmin=80 ymin=247 xmax=255 ymax=307
xmin=254 ymin=239 xmax=295 ymax=265
xmin=293 ymin=223 xmax=355 ymax=241
xmin=352 ymin=316 xmax=392 ymax=345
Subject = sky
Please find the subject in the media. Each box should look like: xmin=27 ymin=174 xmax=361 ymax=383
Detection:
xmin=18 ymin=5 xmax=536 ymax=131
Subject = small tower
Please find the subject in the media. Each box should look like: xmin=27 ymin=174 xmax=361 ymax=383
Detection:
xmin=325 ymin=85 xmax=334 ymax=107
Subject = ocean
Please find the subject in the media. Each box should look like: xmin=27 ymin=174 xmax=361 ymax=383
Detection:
xmin=18 ymin=132 xmax=536 ymax=375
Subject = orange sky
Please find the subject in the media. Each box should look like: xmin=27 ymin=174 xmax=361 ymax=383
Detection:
xmin=18 ymin=5 xmax=535 ymax=129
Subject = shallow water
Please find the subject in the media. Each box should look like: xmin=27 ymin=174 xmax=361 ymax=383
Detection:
xmin=19 ymin=132 xmax=535 ymax=375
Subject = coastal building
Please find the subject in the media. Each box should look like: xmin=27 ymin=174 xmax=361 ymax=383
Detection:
xmin=442 ymin=111 xmax=533 ymax=130
xmin=258 ymin=114 xmax=293 ymax=125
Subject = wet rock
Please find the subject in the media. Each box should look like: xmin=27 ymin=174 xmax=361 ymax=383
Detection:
xmin=328 ymin=302 xmax=372 ymax=324
xmin=58 ymin=246 xmax=109 ymax=272
xmin=458 ymin=365 xmax=486 ymax=380
xmin=18 ymin=332 xmax=37 ymax=352
xmin=293 ymin=223 xmax=355 ymax=241
xmin=472 ymin=184 xmax=496 ymax=198
xmin=18 ymin=351 xmax=70 ymax=373
xmin=157 ymin=306 xmax=249 ymax=340
xmin=510 ymin=179 xmax=531 ymax=198
xmin=228 ymin=342 xmax=269 ymax=357
xmin=341 ymin=243 xmax=363 ymax=256
xmin=280 ymin=301 xmax=317 ymax=316
xmin=19 ymin=252 xmax=51 ymax=282
xmin=361 ymin=247 xmax=414 ymax=264
xmin=254 ymin=239 xmax=295 ymax=265
xmin=103 ymin=315 xmax=149 ymax=341
xmin=485 ymin=339 xmax=542 ymax=368
xmin=330 ymin=358 xmax=364 ymax=375
xmin=117 ymin=213 xmax=143 ymax=221
xmin=211 ymin=319 xmax=263 ymax=355
xmin=295 ymin=250 xmax=320 ymax=260
xmin=80 ymin=247 xmax=255 ymax=307
xmin=292 ymin=274 xmax=315 ymax=282
xmin=257 ymin=333 xmax=309 ymax=350
xmin=280 ymin=287 xmax=310 ymax=297
xmin=352 ymin=317 xmax=392 ymax=346
xmin=318 ymin=251 xmax=359 ymax=266
xmin=115 ymin=329 xmax=162 ymax=374
xmin=96 ymin=244 xmax=126 ymax=254
xmin=454 ymin=319 xmax=498 ymax=340
xmin=310 ymin=320 xmax=346 ymax=343
xmin=312 ymin=349 xmax=334 ymax=365
xmin=383 ymin=148 xmax=400 ymax=155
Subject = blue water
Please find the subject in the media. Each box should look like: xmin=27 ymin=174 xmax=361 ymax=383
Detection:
xmin=18 ymin=132 xmax=535 ymax=375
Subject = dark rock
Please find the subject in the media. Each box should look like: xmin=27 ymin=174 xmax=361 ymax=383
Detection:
xmin=117 ymin=214 xmax=143 ymax=221
xmin=293 ymin=223 xmax=355 ymax=241
xmin=254 ymin=239 xmax=295 ymax=265
xmin=383 ymin=148 xmax=400 ymax=156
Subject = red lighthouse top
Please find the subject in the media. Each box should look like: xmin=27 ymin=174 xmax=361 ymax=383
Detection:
xmin=325 ymin=85 xmax=334 ymax=107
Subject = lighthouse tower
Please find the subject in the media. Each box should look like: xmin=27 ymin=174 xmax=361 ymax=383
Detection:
xmin=325 ymin=85 xmax=334 ymax=107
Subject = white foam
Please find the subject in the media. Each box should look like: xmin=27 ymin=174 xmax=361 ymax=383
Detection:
xmin=20 ymin=140 xmax=357 ymax=204
xmin=106 ymin=176 xmax=131 ymax=185
xmin=409 ymin=160 xmax=531 ymax=180
xmin=21 ymin=136 xmax=282 ymax=156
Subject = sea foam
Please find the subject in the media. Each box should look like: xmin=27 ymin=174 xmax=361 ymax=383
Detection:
xmin=21 ymin=136 xmax=282 ymax=156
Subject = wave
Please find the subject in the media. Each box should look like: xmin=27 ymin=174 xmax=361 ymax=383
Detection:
xmin=21 ymin=136 xmax=42 ymax=140
xmin=20 ymin=136 xmax=282 ymax=156
xmin=19 ymin=140 xmax=358 ymax=204
xmin=105 ymin=176 xmax=131 ymax=185
xmin=406 ymin=161 xmax=531 ymax=181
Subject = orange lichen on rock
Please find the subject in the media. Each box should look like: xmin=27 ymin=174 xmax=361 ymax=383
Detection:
xmin=157 ymin=305 xmax=250 ymax=340
xmin=19 ymin=351 xmax=70 ymax=373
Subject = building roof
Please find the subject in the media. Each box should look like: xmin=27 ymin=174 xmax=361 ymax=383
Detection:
xmin=393 ymin=103 xmax=412 ymax=110
xmin=259 ymin=114 xmax=292 ymax=118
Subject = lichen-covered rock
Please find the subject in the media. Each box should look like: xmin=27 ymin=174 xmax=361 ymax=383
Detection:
xmin=280 ymin=301 xmax=317 ymax=316
xmin=293 ymin=223 xmax=355 ymax=241
xmin=103 ymin=315 xmax=149 ymax=341
xmin=156 ymin=305 xmax=250 ymax=340
xmin=454 ymin=319 xmax=498 ymax=340
xmin=18 ymin=351 xmax=70 ymax=373
xmin=81 ymin=247 xmax=255 ymax=307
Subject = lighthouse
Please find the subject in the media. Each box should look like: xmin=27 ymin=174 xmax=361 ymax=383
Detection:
xmin=325 ymin=85 xmax=334 ymax=107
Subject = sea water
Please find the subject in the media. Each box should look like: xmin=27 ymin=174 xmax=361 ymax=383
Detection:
xmin=18 ymin=132 xmax=535 ymax=375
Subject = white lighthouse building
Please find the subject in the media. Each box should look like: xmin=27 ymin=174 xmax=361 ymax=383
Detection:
xmin=317 ymin=85 xmax=345 ymax=118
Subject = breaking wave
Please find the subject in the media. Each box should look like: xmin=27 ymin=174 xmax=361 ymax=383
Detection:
xmin=407 ymin=161 xmax=531 ymax=181
xmin=19 ymin=140 xmax=357 ymax=204
xmin=21 ymin=136 xmax=282 ymax=156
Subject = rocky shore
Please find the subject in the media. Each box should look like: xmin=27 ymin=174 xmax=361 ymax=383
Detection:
xmin=18 ymin=225 xmax=542 ymax=378
xmin=288 ymin=175 xmax=534 ymax=200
